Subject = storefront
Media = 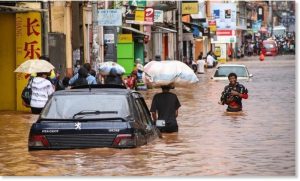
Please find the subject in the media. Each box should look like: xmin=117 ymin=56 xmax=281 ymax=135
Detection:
xmin=0 ymin=4 xmax=43 ymax=111
xmin=117 ymin=26 xmax=148 ymax=75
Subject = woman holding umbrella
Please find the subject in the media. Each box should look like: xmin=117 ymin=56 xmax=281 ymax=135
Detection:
xmin=15 ymin=58 xmax=56 ymax=114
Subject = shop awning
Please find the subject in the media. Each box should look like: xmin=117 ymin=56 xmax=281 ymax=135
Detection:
xmin=152 ymin=26 xmax=177 ymax=33
xmin=0 ymin=5 xmax=47 ymax=13
xmin=182 ymin=22 xmax=209 ymax=37
xmin=121 ymin=26 xmax=149 ymax=36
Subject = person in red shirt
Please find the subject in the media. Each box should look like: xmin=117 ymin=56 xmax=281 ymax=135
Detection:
xmin=219 ymin=72 xmax=248 ymax=112
xmin=125 ymin=70 xmax=137 ymax=90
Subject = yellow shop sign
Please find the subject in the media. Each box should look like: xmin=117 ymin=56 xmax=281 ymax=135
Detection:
xmin=182 ymin=2 xmax=199 ymax=14
xmin=118 ymin=34 xmax=133 ymax=43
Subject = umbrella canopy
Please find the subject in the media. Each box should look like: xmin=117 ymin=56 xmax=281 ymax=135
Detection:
xmin=143 ymin=60 xmax=199 ymax=87
xmin=14 ymin=59 xmax=55 ymax=74
xmin=99 ymin=61 xmax=125 ymax=75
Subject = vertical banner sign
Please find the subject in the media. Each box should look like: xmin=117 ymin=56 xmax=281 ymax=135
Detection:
xmin=16 ymin=12 xmax=42 ymax=111
xmin=208 ymin=20 xmax=217 ymax=32
xmin=144 ymin=7 xmax=154 ymax=25
xmin=135 ymin=10 xmax=145 ymax=22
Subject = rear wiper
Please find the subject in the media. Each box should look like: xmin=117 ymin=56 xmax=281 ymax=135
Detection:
xmin=72 ymin=110 xmax=118 ymax=119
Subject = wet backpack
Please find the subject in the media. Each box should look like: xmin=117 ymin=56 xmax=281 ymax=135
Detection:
xmin=21 ymin=78 xmax=33 ymax=106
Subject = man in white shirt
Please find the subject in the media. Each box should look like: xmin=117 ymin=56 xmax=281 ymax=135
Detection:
xmin=206 ymin=53 xmax=215 ymax=68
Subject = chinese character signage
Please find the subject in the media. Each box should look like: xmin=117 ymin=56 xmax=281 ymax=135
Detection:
xmin=211 ymin=3 xmax=237 ymax=30
xmin=182 ymin=2 xmax=199 ymax=14
xmin=16 ymin=12 xmax=42 ymax=111
xmin=98 ymin=9 xmax=122 ymax=26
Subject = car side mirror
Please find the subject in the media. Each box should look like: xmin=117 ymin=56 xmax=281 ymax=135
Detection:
xmin=249 ymin=74 xmax=253 ymax=77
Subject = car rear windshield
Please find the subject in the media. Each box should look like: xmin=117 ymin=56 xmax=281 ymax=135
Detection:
xmin=214 ymin=66 xmax=248 ymax=77
xmin=41 ymin=94 xmax=130 ymax=119
xmin=263 ymin=43 xmax=275 ymax=49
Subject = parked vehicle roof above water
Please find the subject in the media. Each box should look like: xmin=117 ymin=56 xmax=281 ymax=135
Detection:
xmin=212 ymin=64 xmax=252 ymax=81
xmin=40 ymin=85 xmax=140 ymax=120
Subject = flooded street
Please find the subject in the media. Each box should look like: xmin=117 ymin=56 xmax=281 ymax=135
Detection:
xmin=0 ymin=56 xmax=295 ymax=176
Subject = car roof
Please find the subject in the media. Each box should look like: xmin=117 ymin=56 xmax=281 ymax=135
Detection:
xmin=53 ymin=85 xmax=136 ymax=96
xmin=217 ymin=64 xmax=246 ymax=67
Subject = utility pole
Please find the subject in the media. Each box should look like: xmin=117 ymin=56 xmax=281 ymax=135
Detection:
xmin=65 ymin=1 xmax=73 ymax=77
xmin=268 ymin=0 xmax=273 ymax=37
xmin=177 ymin=0 xmax=183 ymax=61
xmin=83 ymin=2 xmax=92 ymax=63
xmin=92 ymin=1 xmax=99 ymax=68
xmin=42 ymin=0 xmax=49 ymax=57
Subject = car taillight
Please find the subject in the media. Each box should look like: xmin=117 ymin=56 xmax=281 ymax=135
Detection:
xmin=29 ymin=135 xmax=50 ymax=147
xmin=113 ymin=134 xmax=135 ymax=147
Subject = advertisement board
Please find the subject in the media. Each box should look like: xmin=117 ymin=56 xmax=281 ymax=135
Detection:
xmin=98 ymin=9 xmax=122 ymax=26
xmin=118 ymin=34 xmax=133 ymax=43
xmin=208 ymin=20 xmax=216 ymax=32
xmin=214 ymin=43 xmax=227 ymax=63
xmin=125 ymin=7 xmax=154 ymax=25
xmin=211 ymin=3 xmax=237 ymax=30
xmin=182 ymin=2 xmax=199 ymax=14
xmin=154 ymin=10 xmax=163 ymax=23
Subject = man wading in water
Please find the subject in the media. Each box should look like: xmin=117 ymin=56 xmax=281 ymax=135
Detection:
xmin=219 ymin=72 xmax=248 ymax=112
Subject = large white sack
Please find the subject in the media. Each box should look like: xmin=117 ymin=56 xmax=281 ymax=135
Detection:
xmin=143 ymin=60 xmax=199 ymax=87
xmin=99 ymin=61 xmax=125 ymax=75
xmin=143 ymin=61 xmax=178 ymax=87
xmin=174 ymin=61 xmax=199 ymax=85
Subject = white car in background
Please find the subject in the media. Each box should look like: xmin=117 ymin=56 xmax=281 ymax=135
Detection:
xmin=211 ymin=64 xmax=253 ymax=81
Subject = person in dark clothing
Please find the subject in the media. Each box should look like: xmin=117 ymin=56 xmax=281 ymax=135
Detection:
xmin=219 ymin=72 xmax=248 ymax=112
xmin=62 ymin=77 xmax=70 ymax=89
xmin=150 ymin=85 xmax=181 ymax=133
xmin=104 ymin=67 xmax=124 ymax=85
xmin=72 ymin=67 xmax=88 ymax=87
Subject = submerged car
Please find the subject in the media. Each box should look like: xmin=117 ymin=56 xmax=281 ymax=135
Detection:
xmin=28 ymin=85 xmax=161 ymax=150
xmin=211 ymin=64 xmax=253 ymax=81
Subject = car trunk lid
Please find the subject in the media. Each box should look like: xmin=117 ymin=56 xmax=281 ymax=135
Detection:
xmin=29 ymin=119 xmax=131 ymax=149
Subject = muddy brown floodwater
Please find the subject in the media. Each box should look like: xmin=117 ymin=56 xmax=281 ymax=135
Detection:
xmin=0 ymin=55 xmax=295 ymax=176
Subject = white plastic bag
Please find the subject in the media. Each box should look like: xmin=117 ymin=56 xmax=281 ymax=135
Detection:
xmin=99 ymin=61 xmax=125 ymax=75
xmin=143 ymin=60 xmax=198 ymax=87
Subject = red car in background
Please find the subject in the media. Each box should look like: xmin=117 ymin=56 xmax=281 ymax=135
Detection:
xmin=261 ymin=40 xmax=278 ymax=56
